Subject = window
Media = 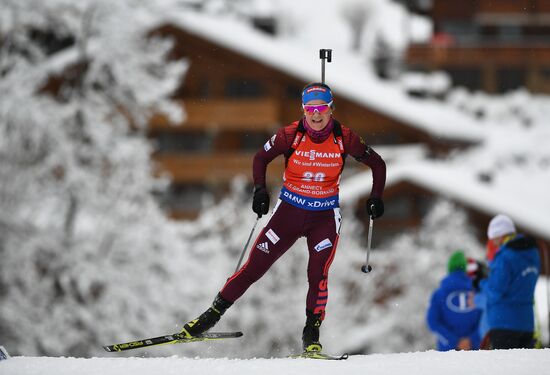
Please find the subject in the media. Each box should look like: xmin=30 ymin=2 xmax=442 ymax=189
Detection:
xmin=240 ymin=131 xmax=272 ymax=151
xmin=441 ymin=22 xmax=479 ymax=44
xmin=540 ymin=68 xmax=550 ymax=80
xmin=225 ymin=78 xmax=264 ymax=98
xmin=198 ymin=78 xmax=210 ymax=99
xmin=384 ymin=196 xmax=411 ymax=220
xmin=158 ymin=184 xmax=210 ymax=212
xmin=496 ymin=25 xmax=522 ymax=43
xmin=497 ymin=68 xmax=525 ymax=92
xmin=447 ymin=68 xmax=482 ymax=91
xmin=154 ymin=131 xmax=212 ymax=153
xmin=286 ymin=84 xmax=303 ymax=99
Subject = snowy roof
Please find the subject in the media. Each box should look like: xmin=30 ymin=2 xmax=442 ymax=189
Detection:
xmin=341 ymin=158 xmax=550 ymax=241
xmin=154 ymin=10 xmax=484 ymax=143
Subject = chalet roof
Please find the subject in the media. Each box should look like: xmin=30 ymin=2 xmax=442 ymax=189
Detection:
xmin=156 ymin=11 xmax=485 ymax=144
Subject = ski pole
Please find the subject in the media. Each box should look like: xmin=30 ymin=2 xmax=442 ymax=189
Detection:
xmin=234 ymin=203 xmax=266 ymax=273
xmin=319 ymin=49 xmax=332 ymax=84
xmin=361 ymin=211 xmax=374 ymax=274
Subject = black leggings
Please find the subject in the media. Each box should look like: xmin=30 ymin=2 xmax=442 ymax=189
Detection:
xmin=489 ymin=329 xmax=535 ymax=349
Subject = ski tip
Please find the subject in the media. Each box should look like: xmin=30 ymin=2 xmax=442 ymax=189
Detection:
xmin=235 ymin=331 xmax=244 ymax=337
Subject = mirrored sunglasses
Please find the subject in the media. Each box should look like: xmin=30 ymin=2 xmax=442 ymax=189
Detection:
xmin=302 ymin=101 xmax=332 ymax=115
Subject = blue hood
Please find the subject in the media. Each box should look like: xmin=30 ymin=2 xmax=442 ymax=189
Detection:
xmin=440 ymin=271 xmax=473 ymax=292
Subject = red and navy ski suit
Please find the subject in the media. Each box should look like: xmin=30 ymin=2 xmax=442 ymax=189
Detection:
xmin=220 ymin=119 xmax=386 ymax=319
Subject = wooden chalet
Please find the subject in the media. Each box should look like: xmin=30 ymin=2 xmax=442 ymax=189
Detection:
xmin=406 ymin=0 xmax=550 ymax=93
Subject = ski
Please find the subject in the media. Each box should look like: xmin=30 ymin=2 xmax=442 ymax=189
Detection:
xmin=103 ymin=331 xmax=243 ymax=352
xmin=289 ymin=351 xmax=349 ymax=360
xmin=0 ymin=346 xmax=10 ymax=361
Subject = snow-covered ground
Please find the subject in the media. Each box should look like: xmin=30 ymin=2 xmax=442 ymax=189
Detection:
xmin=2 ymin=349 xmax=550 ymax=375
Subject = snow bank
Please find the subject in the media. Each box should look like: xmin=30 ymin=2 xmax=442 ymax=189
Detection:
xmin=2 ymin=349 xmax=549 ymax=375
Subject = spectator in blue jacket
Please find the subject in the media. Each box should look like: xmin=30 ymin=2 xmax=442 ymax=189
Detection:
xmin=427 ymin=251 xmax=482 ymax=351
xmin=477 ymin=214 xmax=540 ymax=349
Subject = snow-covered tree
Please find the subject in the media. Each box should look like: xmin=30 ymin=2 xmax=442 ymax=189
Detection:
xmin=0 ymin=0 xmax=188 ymax=356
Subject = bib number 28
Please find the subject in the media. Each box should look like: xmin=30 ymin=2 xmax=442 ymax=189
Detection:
xmin=303 ymin=172 xmax=325 ymax=182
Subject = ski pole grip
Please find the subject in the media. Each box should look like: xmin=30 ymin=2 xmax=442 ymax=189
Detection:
xmin=319 ymin=49 xmax=332 ymax=62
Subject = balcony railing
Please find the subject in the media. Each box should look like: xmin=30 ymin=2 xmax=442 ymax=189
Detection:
xmin=153 ymin=152 xmax=285 ymax=184
xmin=149 ymin=98 xmax=280 ymax=132
xmin=407 ymin=43 xmax=550 ymax=66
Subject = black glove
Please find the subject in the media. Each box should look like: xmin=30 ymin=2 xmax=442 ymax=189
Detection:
xmin=472 ymin=260 xmax=489 ymax=291
xmin=252 ymin=184 xmax=270 ymax=217
xmin=366 ymin=197 xmax=384 ymax=219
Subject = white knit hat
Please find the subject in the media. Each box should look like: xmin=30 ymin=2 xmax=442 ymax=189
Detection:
xmin=487 ymin=214 xmax=516 ymax=239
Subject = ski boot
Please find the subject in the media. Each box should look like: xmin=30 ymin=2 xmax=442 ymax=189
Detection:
xmin=302 ymin=309 xmax=323 ymax=352
xmin=180 ymin=293 xmax=233 ymax=338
